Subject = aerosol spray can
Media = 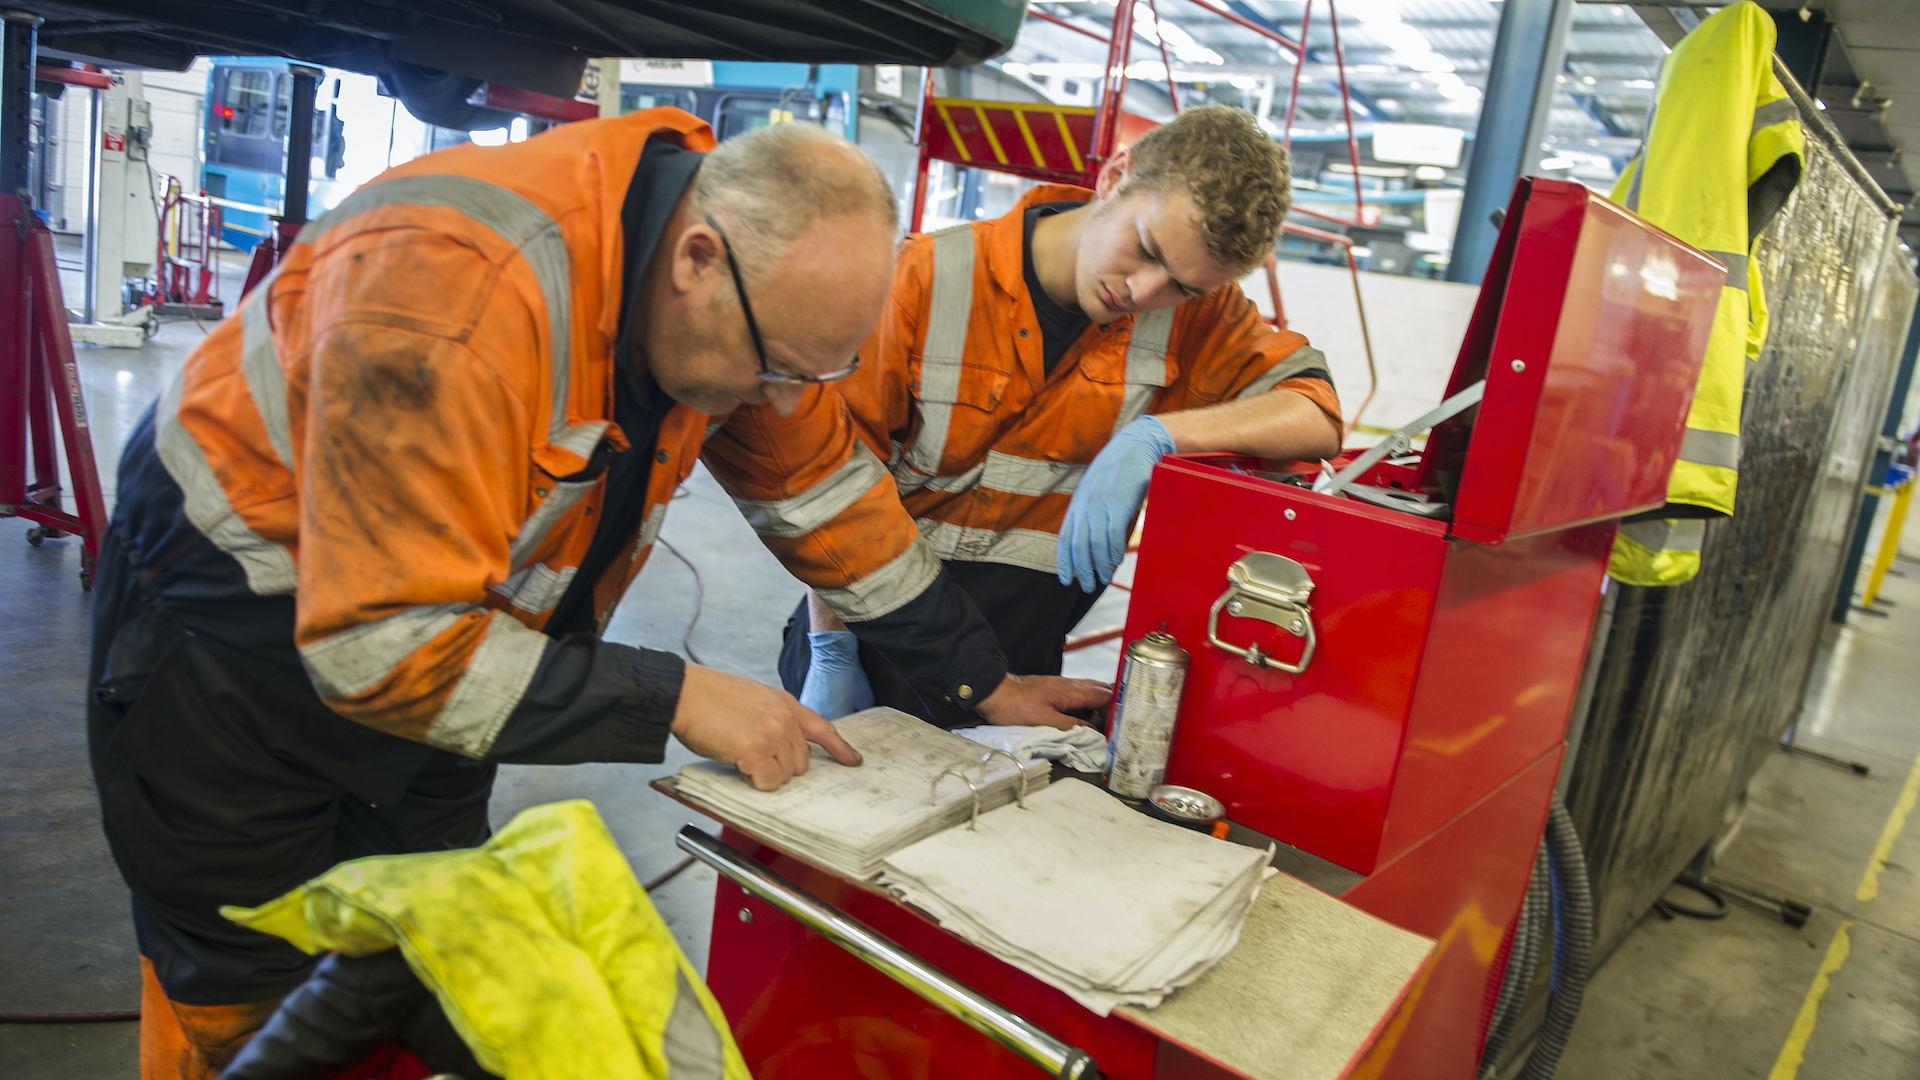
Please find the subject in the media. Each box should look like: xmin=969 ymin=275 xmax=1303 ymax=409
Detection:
xmin=1106 ymin=628 xmax=1189 ymax=799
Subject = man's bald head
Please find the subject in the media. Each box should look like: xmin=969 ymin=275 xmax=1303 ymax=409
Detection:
xmin=690 ymin=122 xmax=899 ymax=276
xmin=642 ymin=124 xmax=900 ymax=417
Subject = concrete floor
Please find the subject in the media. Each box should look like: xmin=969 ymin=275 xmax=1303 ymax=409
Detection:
xmin=1 ymin=304 xmax=1912 ymax=1078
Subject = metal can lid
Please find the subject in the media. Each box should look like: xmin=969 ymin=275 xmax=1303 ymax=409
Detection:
xmin=1149 ymin=784 xmax=1225 ymax=824
xmin=1130 ymin=630 xmax=1189 ymax=663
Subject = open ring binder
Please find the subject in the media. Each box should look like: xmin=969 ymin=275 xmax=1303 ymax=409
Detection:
xmin=930 ymin=764 xmax=983 ymax=830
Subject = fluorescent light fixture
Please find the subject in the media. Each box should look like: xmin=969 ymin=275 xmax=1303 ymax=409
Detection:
xmin=1400 ymin=52 xmax=1458 ymax=73
xmin=1538 ymin=156 xmax=1576 ymax=170
xmin=1414 ymin=165 xmax=1447 ymax=181
xmin=1350 ymin=246 xmax=1375 ymax=258
xmin=1329 ymin=162 xmax=1411 ymax=177
xmin=1379 ymin=24 xmax=1434 ymax=53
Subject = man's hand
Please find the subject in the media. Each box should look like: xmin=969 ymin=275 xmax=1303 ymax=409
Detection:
xmin=671 ymin=665 xmax=863 ymax=790
xmin=1058 ymin=416 xmax=1176 ymax=593
xmin=974 ymin=673 xmax=1113 ymax=731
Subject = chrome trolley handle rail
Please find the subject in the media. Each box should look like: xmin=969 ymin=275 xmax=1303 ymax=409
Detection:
xmin=676 ymin=826 xmax=1102 ymax=1080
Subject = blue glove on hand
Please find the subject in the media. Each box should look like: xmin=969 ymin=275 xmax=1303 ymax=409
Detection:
xmin=1057 ymin=415 xmax=1177 ymax=593
xmin=798 ymin=631 xmax=876 ymax=719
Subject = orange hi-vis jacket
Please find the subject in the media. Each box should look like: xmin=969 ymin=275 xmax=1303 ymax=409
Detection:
xmin=151 ymin=110 xmax=721 ymax=756
xmin=707 ymin=185 xmax=1340 ymax=582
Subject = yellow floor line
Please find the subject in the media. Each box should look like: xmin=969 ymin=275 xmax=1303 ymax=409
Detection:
xmin=1768 ymin=746 xmax=1920 ymax=1076
xmin=1766 ymin=921 xmax=1854 ymax=1080
xmin=1856 ymin=749 xmax=1920 ymax=902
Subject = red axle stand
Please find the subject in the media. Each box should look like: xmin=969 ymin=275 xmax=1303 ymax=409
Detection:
xmin=0 ymin=194 xmax=109 ymax=590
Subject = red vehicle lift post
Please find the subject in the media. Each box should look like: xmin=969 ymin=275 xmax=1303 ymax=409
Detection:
xmin=1 ymin=12 xmax=109 ymax=589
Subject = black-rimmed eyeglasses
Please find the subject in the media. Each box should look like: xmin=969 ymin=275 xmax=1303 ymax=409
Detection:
xmin=705 ymin=214 xmax=861 ymax=385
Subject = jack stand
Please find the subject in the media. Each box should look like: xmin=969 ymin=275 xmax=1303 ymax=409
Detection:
xmin=2 ymin=13 xmax=109 ymax=590
xmin=239 ymin=64 xmax=321 ymax=298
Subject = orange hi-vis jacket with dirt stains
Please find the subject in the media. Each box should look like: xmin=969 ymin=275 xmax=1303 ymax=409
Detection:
xmin=706 ymin=184 xmax=1341 ymax=582
xmin=148 ymin=110 xmax=722 ymax=757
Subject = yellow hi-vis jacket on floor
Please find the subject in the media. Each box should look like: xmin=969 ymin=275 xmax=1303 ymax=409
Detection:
xmin=222 ymin=801 xmax=748 ymax=1080
xmin=1607 ymin=0 xmax=1804 ymax=586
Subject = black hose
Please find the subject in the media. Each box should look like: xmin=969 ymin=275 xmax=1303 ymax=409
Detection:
xmin=1479 ymin=845 xmax=1550 ymax=1076
xmin=1654 ymin=874 xmax=1729 ymax=920
xmin=0 ymin=1010 xmax=139 ymax=1023
xmin=1517 ymin=795 xmax=1592 ymax=1080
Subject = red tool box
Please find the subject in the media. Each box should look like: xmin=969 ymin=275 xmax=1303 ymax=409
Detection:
xmin=688 ymin=178 xmax=1723 ymax=1080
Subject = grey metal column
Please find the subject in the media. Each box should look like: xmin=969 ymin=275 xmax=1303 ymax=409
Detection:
xmin=1 ymin=12 xmax=38 ymax=198
xmin=282 ymin=65 xmax=323 ymax=225
xmin=1444 ymin=0 xmax=1574 ymax=286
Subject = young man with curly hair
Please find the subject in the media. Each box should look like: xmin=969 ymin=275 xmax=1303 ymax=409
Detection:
xmin=704 ymin=105 xmax=1342 ymax=728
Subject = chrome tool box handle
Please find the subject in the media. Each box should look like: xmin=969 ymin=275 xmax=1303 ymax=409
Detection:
xmin=1207 ymin=552 xmax=1318 ymax=674
xmin=676 ymin=827 xmax=1104 ymax=1080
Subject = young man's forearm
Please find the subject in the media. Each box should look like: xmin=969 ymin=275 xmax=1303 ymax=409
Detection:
xmin=1155 ymin=389 xmax=1342 ymax=461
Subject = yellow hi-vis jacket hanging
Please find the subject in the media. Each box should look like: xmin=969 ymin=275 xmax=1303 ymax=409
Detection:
xmin=1606 ymin=0 xmax=1804 ymax=586
xmin=222 ymin=801 xmax=750 ymax=1080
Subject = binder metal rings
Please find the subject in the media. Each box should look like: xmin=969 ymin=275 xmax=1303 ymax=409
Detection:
xmin=930 ymin=764 xmax=983 ymax=830
xmin=978 ymin=748 xmax=1029 ymax=808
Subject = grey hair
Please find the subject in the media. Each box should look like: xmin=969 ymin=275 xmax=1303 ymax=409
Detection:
xmin=690 ymin=122 xmax=898 ymax=279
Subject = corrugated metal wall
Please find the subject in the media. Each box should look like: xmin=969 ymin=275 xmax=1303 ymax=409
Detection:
xmin=1564 ymin=131 xmax=1918 ymax=964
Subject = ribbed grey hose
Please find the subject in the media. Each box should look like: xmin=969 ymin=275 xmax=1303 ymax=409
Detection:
xmin=1478 ymin=845 xmax=1550 ymax=1078
xmin=1519 ymin=794 xmax=1593 ymax=1080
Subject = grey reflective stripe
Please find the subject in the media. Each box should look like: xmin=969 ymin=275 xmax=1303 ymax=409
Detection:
xmin=1114 ymin=307 xmax=1175 ymax=435
xmin=901 ymin=226 xmax=977 ymax=478
xmin=237 ymin=274 xmax=295 ymax=472
xmin=917 ymin=519 xmax=1061 ymax=574
xmin=507 ymin=479 xmax=597 ymax=570
xmin=1678 ymin=427 xmax=1741 ymax=470
xmin=303 ymin=175 xmax=603 ymax=459
xmin=153 ymin=366 xmax=300 ymax=596
xmin=1624 ymin=83 xmax=1660 ymax=213
xmin=733 ymin=442 xmax=889 ymax=539
xmin=1752 ymin=96 xmax=1798 ymax=134
xmin=1620 ymin=518 xmax=1705 ymax=554
xmin=1236 ymin=344 xmax=1331 ymax=399
xmin=637 ymin=501 xmax=669 ymax=551
xmin=490 ymin=563 xmax=577 ymax=614
xmin=301 ymin=602 xmax=470 ymax=699
xmin=424 ymin=611 xmax=548 ymax=758
xmin=660 ymin=970 xmax=727 ymax=1080
xmin=916 ymin=459 xmax=986 ymax=495
xmin=914 ymin=451 xmax=1084 ymax=498
xmin=978 ymin=451 xmax=1084 ymax=497
xmin=812 ymin=539 xmax=944 ymax=622
xmin=1705 ymin=250 xmax=1749 ymax=292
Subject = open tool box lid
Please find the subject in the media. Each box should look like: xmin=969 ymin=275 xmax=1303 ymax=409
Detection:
xmin=1341 ymin=177 xmax=1724 ymax=545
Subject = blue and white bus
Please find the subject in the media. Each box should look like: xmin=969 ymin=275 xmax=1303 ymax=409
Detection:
xmin=202 ymin=57 xmax=351 ymax=251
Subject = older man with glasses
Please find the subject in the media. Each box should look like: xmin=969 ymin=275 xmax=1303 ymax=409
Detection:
xmin=88 ymin=112 xmax=1085 ymax=1079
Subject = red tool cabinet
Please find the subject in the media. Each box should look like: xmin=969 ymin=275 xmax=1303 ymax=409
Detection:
xmin=696 ymin=178 xmax=1724 ymax=1079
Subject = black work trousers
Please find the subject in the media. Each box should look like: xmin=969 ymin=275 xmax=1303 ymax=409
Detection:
xmin=778 ymin=560 xmax=1107 ymax=729
xmin=86 ymin=524 xmax=496 ymax=1007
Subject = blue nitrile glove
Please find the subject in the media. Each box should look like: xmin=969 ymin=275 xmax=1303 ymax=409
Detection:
xmin=798 ymin=631 xmax=876 ymax=719
xmin=1057 ymin=415 xmax=1178 ymax=593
